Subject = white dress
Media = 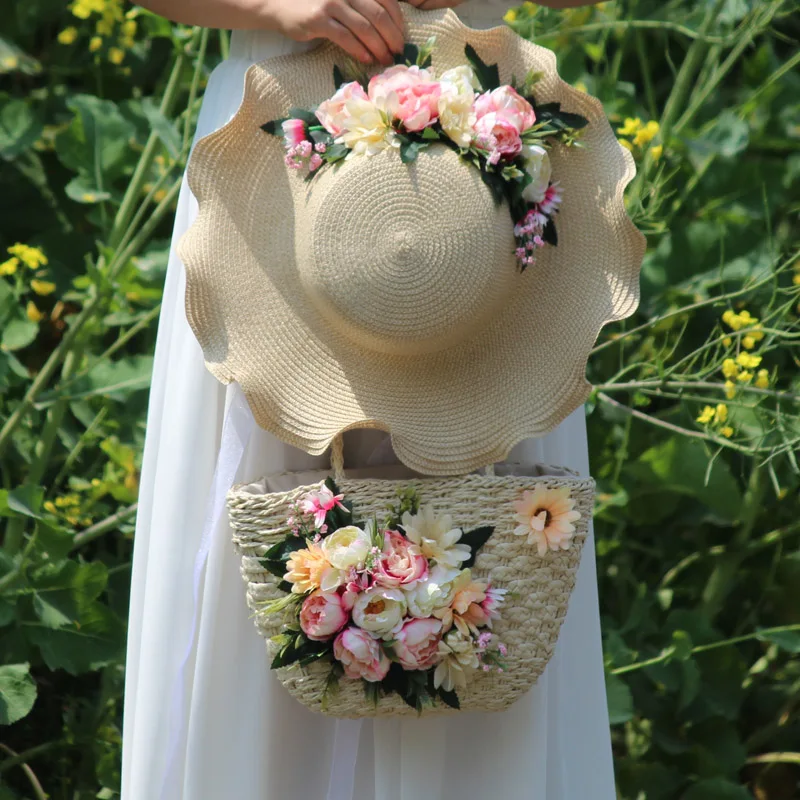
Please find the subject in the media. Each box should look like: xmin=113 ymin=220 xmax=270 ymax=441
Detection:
xmin=121 ymin=4 xmax=615 ymax=798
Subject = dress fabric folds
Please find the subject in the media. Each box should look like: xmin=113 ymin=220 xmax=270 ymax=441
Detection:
xmin=121 ymin=7 xmax=615 ymax=798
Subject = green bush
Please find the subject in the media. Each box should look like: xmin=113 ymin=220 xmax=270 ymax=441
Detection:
xmin=0 ymin=1 xmax=798 ymax=798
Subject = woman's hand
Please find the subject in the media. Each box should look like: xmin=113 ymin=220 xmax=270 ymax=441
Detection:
xmin=139 ymin=0 xmax=406 ymax=64
xmin=403 ymin=0 xmax=464 ymax=9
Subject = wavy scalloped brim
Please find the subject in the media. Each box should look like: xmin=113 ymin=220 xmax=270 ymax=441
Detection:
xmin=179 ymin=6 xmax=645 ymax=476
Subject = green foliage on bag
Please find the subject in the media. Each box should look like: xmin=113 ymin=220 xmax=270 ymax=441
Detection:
xmin=0 ymin=0 xmax=798 ymax=797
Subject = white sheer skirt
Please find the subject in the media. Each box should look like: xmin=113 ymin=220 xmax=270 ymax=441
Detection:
xmin=121 ymin=11 xmax=615 ymax=799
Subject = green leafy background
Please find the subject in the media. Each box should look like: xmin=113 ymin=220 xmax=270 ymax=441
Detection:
xmin=0 ymin=1 xmax=798 ymax=798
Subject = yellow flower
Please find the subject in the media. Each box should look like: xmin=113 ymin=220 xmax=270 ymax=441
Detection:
xmin=108 ymin=47 xmax=125 ymax=64
xmin=89 ymin=36 xmax=103 ymax=52
xmin=754 ymin=369 xmax=770 ymax=389
xmin=30 ymin=279 xmax=56 ymax=296
xmin=793 ymin=273 xmax=800 ymax=286
xmin=737 ymin=370 xmax=753 ymax=383
xmin=633 ymin=120 xmax=660 ymax=147
xmin=616 ymin=117 xmax=642 ymax=137
xmin=720 ymin=426 xmax=734 ymax=438
xmin=724 ymin=380 xmax=736 ymax=399
xmin=742 ymin=335 xmax=755 ymax=350
xmin=58 ymin=27 xmax=79 ymax=45
xmin=95 ymin=18 xmax=114 ymax=35
xmin=2 ymin=56 xmax=19 ymax=70
xmin=71 ymin=0 xmax=106 ymax=19
xmin=8 ymin=243 xmax=47 ymax=269
xmin=722 ymin=309 xmax=738 ymax=328
xmin=504 ymin=8 xmax=518 ymax=22
xmin=736 ymin=352 xmax=762 ymax=369
xmin=43 ymin=501 xmax=57 ymax=514
xmin=722 ymin=336 xmax=732 ymax=347
xmin=0 ymin=257 xmax=19 ymax=276
xmin=619 ymin=138 xmax=634 ymax=151
xmin=714 ymin=404 xmax=728 ymax=424
xmin=122 ymin=19 xmax=137 ymax=36
xmin=696 ymin=405 xmax=715 ymax=424
xmin=26 ymin=301 xmax=44 ymax=323
xmin=650 ymin=144 xmax=663 ymax=161
xmin=153 ymin=188 xmax=167 ymax=202
xmin=574 ymin=81 xmax=588 ymax=94
xmin=722 ymin=358 xmax=739 ymax=379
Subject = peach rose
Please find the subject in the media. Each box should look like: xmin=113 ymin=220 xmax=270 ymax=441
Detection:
xmin=374 ymin=531 xmax=428 ymax=589
xmin=315 ymin=81 xmax=369 ymax=137
xmin=333 ymin=626 xmax=391 ymax=682
xmin=299 ymin=590 xmax=348 ymax=641
xmin=392 ymin=617 xmax=443 ymax=671
xmin=368 ymin=65 xmax=441 ymax=132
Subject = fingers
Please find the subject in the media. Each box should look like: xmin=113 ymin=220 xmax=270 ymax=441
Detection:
xmin=323 ymin=17 xmax=374 ymax=64
xmin=418 ymin=0 xmax=463 ymax=8
xmin=332 ymin=0 xmax=401 ymax=64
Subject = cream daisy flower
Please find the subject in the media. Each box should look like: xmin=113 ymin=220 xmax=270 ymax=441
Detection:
xmin=433 ymin=629 xmax=479 ymax=692
xmin=513 ymin=486 xmax=581 ymax=557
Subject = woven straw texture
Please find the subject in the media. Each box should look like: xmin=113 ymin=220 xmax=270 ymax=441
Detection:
xmin=180 ymin=7 xmax=645 ymax=476
xmin=228 ymin=469 xmax=594 ymax=717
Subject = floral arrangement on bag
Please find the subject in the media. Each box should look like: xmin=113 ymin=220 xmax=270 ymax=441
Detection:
xmin=261 ymin=40 xmax=589 ymax=272
xmin=259 ymin=478 xmax=511 ymax=711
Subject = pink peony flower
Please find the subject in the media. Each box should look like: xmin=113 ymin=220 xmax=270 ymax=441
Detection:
xmin=473 ymin=113 xmax=524 ymax=162
xmin=315 ymin=81 xmax=369 ymax=136
xmin=299 ymin=590 xmax=348 ymax=641
xmin=368 ymin=65 xmax=441 ymax=132
xmin=333 ymin=626 xmax=391 ymax=682
xmin=374 ymin=530 xmax=428 ymax=589
xmin=281 ymin=118 xmax=307 ymax=149
xmin=341 ymin=568 xmax=373 ymax=611
xmin=473 ymin=85 xmax=536 ymax=131
xmin=392 ymin=617 xmax=443 ymax=671
xmin=300 ymin=485 xmax=347 ymax=529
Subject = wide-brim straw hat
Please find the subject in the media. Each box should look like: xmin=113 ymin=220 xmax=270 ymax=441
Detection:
xmin=180 ymin=6 xmax=645 ymax=476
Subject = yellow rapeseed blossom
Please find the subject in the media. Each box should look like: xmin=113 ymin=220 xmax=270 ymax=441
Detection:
xmin=503 ymin=8 xmax=518 ymax=22
xmin=26 ymin=301 xmax=44 ymax=323
xmin=122 ymin=19 xmax=137 ymax=37
xmin=153 ymin=188 xmax=167 ymax=202
xmin=574 ymin=81 xmax=588 ymax=94
xmin=736 ymin=352 xmax=762 ymax=369
xmin=650 ymin=144 xmax=663 ymax=161
xmin=755 ymin=369 xmax=770 ymax=389
xmin=722 ymin=308 xmax=760 ymax=332
xmin=0 ymin=257 xmax=19 ymax=276
xmin=617 ymin=117 xmax=642 ymax=137
xmin=8 ymin=243 xmax=47 ymax=269
xmin=720 ymin=426 xmax=734 ymax=438
xmin=793 ymin=273 xmax=800 ymax=286
xmin=2 ymin=56 xmax=19 ymax=70
xmin=71 ymin=0 xmax=106 ymax=20
xmin=89 ymin=36 xmax=103 ymax=52
xmin=714 ymin=404 xmax=728 ymax=424
xmin=722 ymin=336 xmax=732 ymax=347
xmin=30 ymin=279 xmax=56 ymax=296
xmin=737 ymin=370 xmax=753 ymax=383
xmin=619 ymin=139 xmax=633 ymax=151
xmin=722 ymin=358 xmax=739 ymax=379
xmin=696 ymin=406 xmax=715 ymax=424
xmin=58 ymin=27 xmax=79 ymax=45
xmin=43 ymin=501 xmax=57 ymax=514
xmin=95 ymin=18 xmax=114 ymax=35
xmin=724 ymin=380 xmax=736 ymax=399
xmin=108 ymin=47 xmax=125 ymax=64
xmin=633 ymin=120 xmax=659 ymax=147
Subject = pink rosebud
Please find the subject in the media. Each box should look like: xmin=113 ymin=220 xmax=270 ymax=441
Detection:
xmin=281 ymin=118 xmax=307 ymax=149
xmin=299 ymin=590 xmax=348 ymax=641
xmin=316 ymin=81 xmax=369 ymax=136
xmin=374 ymin=531 xmax=428 ymax=589
xmin=392 ymin=618 xmax=443 ymax=671
xmin=368 ymin=64 xmax=441 ymax=132
xmin=334 ymin=627 xmax=391 ymax=682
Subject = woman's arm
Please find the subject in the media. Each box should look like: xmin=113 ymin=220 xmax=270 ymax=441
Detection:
xmin=137 ymin=0 xmax=405 ymax=64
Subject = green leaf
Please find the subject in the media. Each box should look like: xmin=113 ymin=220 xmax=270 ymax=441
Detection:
xmin=333 ymin=65 xmax=346 ymax=90
xmin=459 ymin=525 xmax=494 ymax=568
xmin=757 ymin=628 xmax=800 ymax=653
xmin=0 ymin=97 xmax=43 ymax=160
xmin=29 ymin=560 xmax=109 ymax=629
xmin=0 ymin=663 xmax=37 ymax=725
xmin=264 ymin=535 xmax=308 ymax=563
xmin=421 ymin=126 xmax=440 ymax=140
xmin=541 ymin=217 xmax=558 ymax=247
xmin=605 ymin=672 xmax=634 ymax=725
xmin=0 ymin=485 xmax=44 ymax=519
xmin=260 ymin=559 xmax=289 ymax=580
xmin=464 ymin=44 xmax=500 ymax=91
xmin=1 ymin=316 xmax=38 ymax=352
xmin=65 ymin=177 xmax=112 ymax=204
xmin=287 ymin=107 xmax=319 ymax=127
xmin=140 ymin=97 xmax=181 ymax=159
xmin=399 ymin=138 xmax=428 ymax=164
xmin=260 ymin=117 xmax=288 ymax=136
xmin=436 ymin=686 xmax=460 ymax=709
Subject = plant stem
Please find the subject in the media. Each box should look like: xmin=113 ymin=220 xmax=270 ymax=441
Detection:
xmin=0 ymin=741 xmax=63 ymax=777
xmin=746 ymin=752 xmax=800 ymax=766
xmin=70 ymin=503 xmax=138 ymax=551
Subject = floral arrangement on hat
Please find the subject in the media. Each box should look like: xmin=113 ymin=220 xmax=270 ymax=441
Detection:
xmin=262 ymin=40 xmax=589 ymax=272
xmin=259 ymin=479 xmax=510 ymax=711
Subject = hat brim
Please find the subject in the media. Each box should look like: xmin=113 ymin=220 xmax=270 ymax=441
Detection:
xmin=180 ymin=7 xmax=645 ymax=475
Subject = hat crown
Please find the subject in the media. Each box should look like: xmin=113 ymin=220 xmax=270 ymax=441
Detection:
xmin=296 ymin=145 xmax=518 ymax=356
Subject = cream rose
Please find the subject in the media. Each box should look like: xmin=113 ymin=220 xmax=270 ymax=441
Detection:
xmin=322 ymin=525 xmax=371 ymax=571
xmin=315 ymin=81 xmax=369 ymax=137
xmin=352 ymin=586 xmax=407 ymax=638
xmin=338 ymin=96 xmax=397 ymax=157
xmin=403 ymin=564 xmax=461 ymax=619
xmin=521 ymin=144 xmax=552 ymax=204
xmin=438 ymin=65 xmax=479 ymax=147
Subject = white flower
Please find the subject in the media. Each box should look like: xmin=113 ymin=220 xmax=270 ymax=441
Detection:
xmin=520 ymin=144 xmax=552 ymax=204
xmin=322 ymin=525 xmax=371 ymax=571
xmin=438 ymin=65 xmax=479 ymax=148
xmin=433 ymin=629 xmax=480 ymax=692
xmin=352 ymin=586 xmax=407 ymax=638
xmin=401 ymin=505 xmax=471 ymax=568
xmin=338 ymin=96 xmax=397 ymax=157
xmin=403 ymin=564 xmax=461 ymax=618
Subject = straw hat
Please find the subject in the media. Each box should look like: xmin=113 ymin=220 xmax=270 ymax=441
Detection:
xmin=180 ymin=6 xmax=645 ymax=476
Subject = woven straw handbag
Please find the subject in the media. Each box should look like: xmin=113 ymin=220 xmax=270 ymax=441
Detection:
xmin=227 ymin=435 xmax=594 ymax=718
